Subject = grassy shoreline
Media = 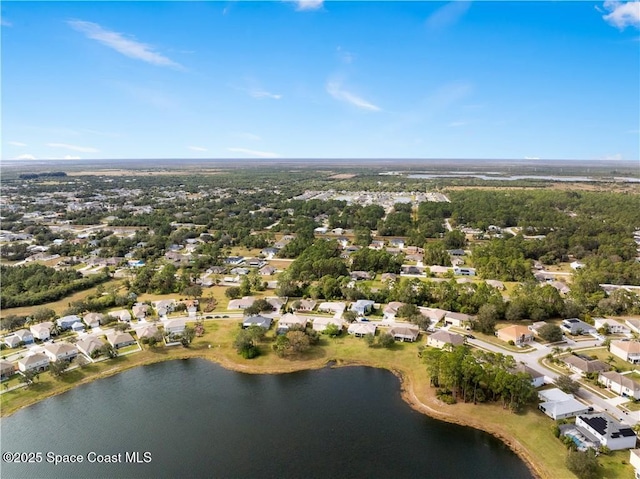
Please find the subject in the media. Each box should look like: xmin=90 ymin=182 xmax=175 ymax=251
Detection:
xmin=0 ymin=323 xmax=633 ymax=479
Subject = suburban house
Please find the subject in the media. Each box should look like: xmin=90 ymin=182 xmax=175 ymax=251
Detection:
xmin=350 ymin=271 xmax=372 ymax=281
xmin=71 ymin=321 xmax=85 ymax=332
xmin=107 ymin=331 xmax=137 ymax=349
xmin=277 ymin=313 xmax=308 ymax=334
xmin=512 ymin=363 xmax=545 ymax=388
xmin=259 ymin=265 xmax=277 ymax=276
xmin=563 ymin=355 xmax=611 ymax=376
xmin=351 ymin=299 xmax=375 ymax=316
xmin=610 ymin=340 xmax=640 ymax=365
xmin=383 ymin=302 xmax=405 ymax=321
xmin=164 ymin=318 xmax=186 ymax=334
xmin=228 ymin=296 xmax=257 ymax=310
xmin=57 ymin=315 xmax=81 ymax=330
xmin=0 ymin=360 xmax=16 ymax=380
xmin=135 ymin=323 xmax=159 ymax=340
xmin=317 ymin=302 xmax=346 ymax=316
xmin=594 ymin=318 xmax=629 ymax=335
xmin=485 ymin=280 xmax=505 ymax=290
xmin=561 ymin=318 xmax=596 ymax=336
xmin=43 ymin=342 xmax=78 ymax=362
xmin=370 ymin=240 xmax=385 ymax=250
xmin=419 ymin=307 xmax=447 ymax=326
xmin=30 ymin=321 xmax=53 ymax=341
xmin=224 ymin=256 xmax=245 ymax=265
xmin=389 ymin=325 xmax=420 ymax=342
xmin=575 ymin=413 xmax=637 ymax=450
xmin=76 ymin=337 xmax=106 ymax=358
xmin=17 ymin=353 xmax=50 ymax=372
xmin=132 ymin=304 xmax=149 ymax=321
xmin=295 ymin=300 xmax=317 ymax=312
xmin=538 ymin=388 xmax=592 ymax=420
xmin=453 ymin=267 xmax=476 ymax=276
xmin=599 ymin=371 xmax=640 ymax=400
xmin=625 ymin=319 xmax=640 ymax=335
xmin=83 ymin=313 xmax=104 ymax=329
xmin=110 ymin=309 xmax=132 ymax=323
xmin=13 ymin=329 xmax=34 ymax=345
xmin=427 ymin=330 xmax=465 ymax=349
xmin=154 ymin=299 xmax=176 ymax=318
xmin=496 ymin=325 xmax=534 ymax=345
xmin=242 ymin=315 xmax=273 ymax=330
xmin=549 ymin=281 xmax=571 ymax=295
xmin=528 ymin=321 xmax=548 ymax=337
xmin=448 ymin=249 xmax=465 ymax=256
xmin=260 ymin=247 xmax=279 ymax=259
xmin=312 ymin=317 xmax=344 ymax=333
xmin=630 ymin=449 xmax=640 ymax=479
xmin=444 ymin=311 xmax=471 ymax=328
xmin=348 ymin=322 xmax=377 ymax=337
xmin=380 ymin=273 xmax=398 ymax=283
xmin=267 ymin=297 xmax=285 ymax=312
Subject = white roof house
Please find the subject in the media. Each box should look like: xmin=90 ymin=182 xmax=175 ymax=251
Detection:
xmin=227 ymin=296 xmax=257 ymax=310
xmin=538 ymin=388 xmax=592 ymax=420
xmin=17 ymin=353 xmax=50 ymax=372
xmin=575 ymin=413 xmax=637 ymax=450
xmin=427 ymin=330 xmax=465 ymax=349
xmin=347 ymin=322 xmax=377 ymax=337
xmin=164 ymin=318 xmax=186 ymax=334
xmin=277 ymin=313 xmax=309 ymax=331
xmin=312 ymin=317 xmax=344 ymax=333
xmin=43 ymin=342 xmax=78 ymax=362
xmin=76 ymin=337 xmax=106 ymax=358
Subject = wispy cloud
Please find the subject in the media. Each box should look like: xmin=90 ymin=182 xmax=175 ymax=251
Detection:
xmin=336 ymin=46 xmax=354 ymax=64
xmin=292 ymin=0 xmax=324 ymax=11
xmin=8 ymin=141 xmax=27 ymax=147
xmin=67 ymin=20 xmax=183 ymax=69
xmin=326 ymin=81 xmax=380 ymax=111
xmin=248 ymin=88 xmax=282 ymax=100
xmin=234 ymin=132 xmax=262 ymax=141
xmin=10 ymin=154 xmax=36 ymax=160
xmin=426 ymin=1 xmax=472 ymax=30
xmin=188 ymin=146 xmax=208 ymax=152
xmin=227 ymin=147 xmax=281 ymax=158
xmin=47 ymin=142 xmax=99 ymax=153
xmin=601 ymin=1 xmax=640 ymax=30
xmin=1 ymin=18 xmax=12 ymax=27
xmin=601 ymin=153 xmax=624 ymax=161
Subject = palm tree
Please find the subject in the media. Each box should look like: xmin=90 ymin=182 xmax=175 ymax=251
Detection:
xmin=605 ymin=355 xmax=615 ymax=366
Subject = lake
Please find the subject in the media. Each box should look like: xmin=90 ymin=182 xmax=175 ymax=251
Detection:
xmin=1 ymin=360 xmax=534 ymax=478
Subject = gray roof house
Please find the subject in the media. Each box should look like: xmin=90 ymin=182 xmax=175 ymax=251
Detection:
xmin=57 ymin=315 xmax=80 ymax=330
xmin=43 ymin=342 xmax=78 ymax=362
xmin=599 ymin=371 xmax=640 ymax=400
xmin=427 ymin=330 xmax=465 ymax=349
xmin=77 ymin=337 xmax=106 ymax=358
xmin=389 ymin=325 xmax=420 ymax=342
xmin=0 ymin=360 xmax=16 ymax=380
xmin=17 ymin=353 xmax=50 ymax=372
xmin=107 ymin=331 xmax=137 ymax=349
xmin=561 ymin=318 xmax=596 ymax=336
xmin=348 ymin=322 xmax=377 ymax=337
xmin=242 ymin=315 xmax=273 ymax=330
xmin=563 ymin=355 xmax=611 ymax=376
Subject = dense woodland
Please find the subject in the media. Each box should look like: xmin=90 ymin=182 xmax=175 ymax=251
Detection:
xmin=2 ymin=168 xmax=640 ymax=322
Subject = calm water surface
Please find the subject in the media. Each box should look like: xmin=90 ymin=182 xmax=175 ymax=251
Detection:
xmin=1 ymin=360 xmax=533 ymax=478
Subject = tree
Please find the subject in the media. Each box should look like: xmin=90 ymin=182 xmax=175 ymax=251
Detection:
xmin=49 ymin=359 xmax=71 ymax=378
xmin=182 ymin=284 xmax=203 ymax=300
xmin=443 ymin=230 xmax=466 ymax=249
xmin=323 ymin=323 xmax=341 ymax=337
xmin=364 ymin=333 xmax=376 ymax=348
xmin=225 ymin=287 xmax=242 ymax=299
xmin=19 ymin=369 xmax=38 ymax=386
xmin=474 ymin=304 xmax=497 ymax=334
xmin=234 ymin=329 xmax=259 ymax=359
xmin=565 ymin=449 xmax=599 ymax=479
xmin=537 ymin=323 xmax=563 ymax=343
xmin=114 ymin=322 xmax=130 ymax=332
xmin=286 ymin=330 xmax=310 ymax=353
xmin=244 ymin=298 xmax=275 ymax=316
xmin=554 ymin=375 xmax=580 ymax=395
xmin=31 ymin=307 xmax=57 ymax=323
xmin=377 ymin=332 xmax=395 ymax=348
xmin=181 ymin=326 xmax=196 ymax=347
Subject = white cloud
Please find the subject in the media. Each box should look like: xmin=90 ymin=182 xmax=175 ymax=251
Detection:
xmin=426 ymin=1 xmax=472 ymax=30
xmin=227 ymin=147 xmax=281 ymax=158
xmin=11 ymin=154 xmax=36 ymax=160
xmin=602 ymin=1 xmax=640 ymax=29
xmin=1 ymin=18 xmax=12 ymax=27
xmin=68 ymin=20 xmax=183 ymax=69
xmin=326 ymin=81 xmax=381 ymax=111
xmin=248 ymin=88 xmax=282 ymax=100
xmin=8 ymin=141 xmax=27 ymax=147
xmin=62 ymin=155 xmax=82 ymax=160
xmin=293 ymin=0 xmax=324 ymax=11
xmin=47 ymin=142 xmax=99 ymax=153
xmin=188 ymin=146 xmax=208 ymax=152
xmin=601 ymin=153 xmax=624 ymax=161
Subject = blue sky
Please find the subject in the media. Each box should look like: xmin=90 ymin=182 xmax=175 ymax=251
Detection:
xmin=2 ymin=1 xmax=639 ymax=161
